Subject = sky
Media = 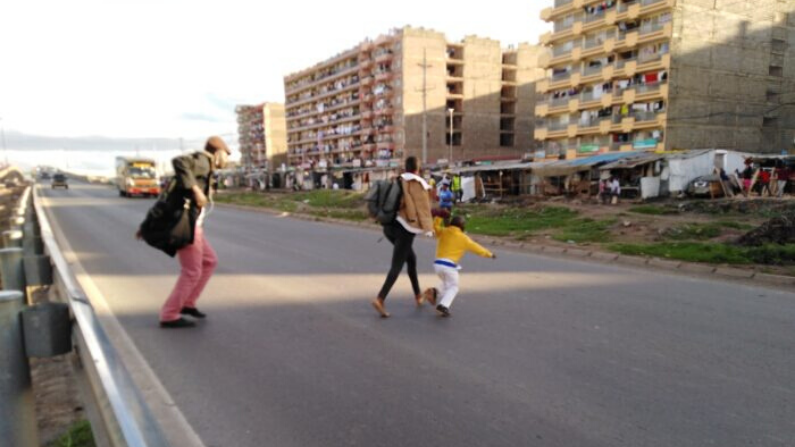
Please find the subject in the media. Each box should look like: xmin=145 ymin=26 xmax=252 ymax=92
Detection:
xmin=1 ymin=0 xmax=549 ymax=149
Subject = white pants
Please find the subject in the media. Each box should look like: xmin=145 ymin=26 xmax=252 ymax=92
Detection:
xmin=434 ymin=264 xmax=460 ymax=308
xmin=777 ymin=180 xmax=787 ymax=197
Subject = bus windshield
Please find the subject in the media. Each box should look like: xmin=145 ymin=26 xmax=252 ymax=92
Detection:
xmin=129 ymin=167 xmax=156 ymax=178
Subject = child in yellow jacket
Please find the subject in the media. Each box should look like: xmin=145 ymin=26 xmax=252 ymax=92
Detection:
xmin=423 ymin=215 xmax=496 ymax=317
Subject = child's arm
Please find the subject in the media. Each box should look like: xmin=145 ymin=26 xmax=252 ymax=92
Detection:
xmin=433 ymin=216 xmax=445 ymax=237
xmin=466 ymin=235 xmax=495 ymax=258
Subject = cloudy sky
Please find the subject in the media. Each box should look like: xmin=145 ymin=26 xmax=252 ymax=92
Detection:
xmin=1 ymin=0 xmax=549 ymax=147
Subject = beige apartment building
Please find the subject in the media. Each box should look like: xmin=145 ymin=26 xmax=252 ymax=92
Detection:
xmin=235 ymin=103 xmax=288 ymax=170
xmin=283 ymin=26 xmax=546 ymax=170
xmin=535 ymin=0 xmax=795 ymax=159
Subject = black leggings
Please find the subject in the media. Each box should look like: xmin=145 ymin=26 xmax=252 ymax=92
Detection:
xmin=378 ymin=222 xmax=420 ymax=300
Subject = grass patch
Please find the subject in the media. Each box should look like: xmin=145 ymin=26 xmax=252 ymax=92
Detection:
xmin=745 ymin=245 xmax=795 ymax=265
xmin=663 ymin=223 xmax=723 ymax=241
xmin=608 ymin=242 xmax=750 ymax=264
xmin=716 ymin=220 xmax=756 ymax=231
xmin=609 ymin=242 xmax=795 ymax=265
xmin=214 ymin=192 xmax=298 ymax=213
xmin=48 ymin=420 xmax=95 ymax=447
xmin=291 ymin=190 xmax=364 ymax=209
xmin=553 ymin=218 xmax=616 ymax=244
xmin=464 ymin=206 xmax=578 ymax=237
xmin=629 ymin=205 xmax=678 ymax=216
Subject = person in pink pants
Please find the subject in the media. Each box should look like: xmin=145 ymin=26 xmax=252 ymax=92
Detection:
xmin=151 ymin=136 xmax=230 ymax=328
xmin=159 ymin=226 xmax=218 ymax=324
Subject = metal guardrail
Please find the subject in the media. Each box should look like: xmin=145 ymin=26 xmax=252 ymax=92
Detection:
xmin=33 ymin=185 xmax=171 ymax=447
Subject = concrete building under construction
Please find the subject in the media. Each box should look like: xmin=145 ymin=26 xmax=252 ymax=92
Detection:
xmin=283 ymin=26 xmax=546 ymax=170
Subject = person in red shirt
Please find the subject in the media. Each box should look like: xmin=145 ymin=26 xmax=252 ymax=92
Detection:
xmin=759 ymin=169 xmax=772 ymax=197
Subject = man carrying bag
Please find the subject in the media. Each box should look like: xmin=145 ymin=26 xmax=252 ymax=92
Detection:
xmin=138 ymin=136 xmax=231 ymax=328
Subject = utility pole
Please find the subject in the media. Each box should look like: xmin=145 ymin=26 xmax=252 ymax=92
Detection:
xmin=416 ymin=49 xmax=434 ymax=165
xmin=448 ymin=108 xmax=455 ymax=166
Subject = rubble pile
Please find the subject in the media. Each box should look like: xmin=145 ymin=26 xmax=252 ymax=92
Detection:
xmin=738 ymin=213 xmax=795 ymax=246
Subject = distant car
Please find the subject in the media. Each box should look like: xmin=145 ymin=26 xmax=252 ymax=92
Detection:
xmin=686 ymin=174 xmax=723 ymax=198
xmin=40 ymin=172 xmax=51 ymax=180
xmin=51 ymin=173 xmax=69 ymax=189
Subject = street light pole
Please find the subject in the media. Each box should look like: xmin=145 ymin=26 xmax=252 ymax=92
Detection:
xmin=448 ymin=108 xmax=454 ymax=166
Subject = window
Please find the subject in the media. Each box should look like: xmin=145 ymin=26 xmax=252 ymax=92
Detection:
xmin=763 ymin=117 xmax=778 ymax=127
xmin=772 ymin=39 xmax=787 ymax=53
xmin=500 ymin=134 xmax=515 ymax=147
xmin=766 ymin=90 xmax=779 ymax=102
xmin=769 ymin=65 xmax=784 ymax=77
xmin=445 ymin=133 xmax=462 ymax=147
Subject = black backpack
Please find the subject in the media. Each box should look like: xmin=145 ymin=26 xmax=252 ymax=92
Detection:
xmin=365 ymin=179 xmax=403 ymax=225
xmin=138 ymin=178 xmax=196 ymax=257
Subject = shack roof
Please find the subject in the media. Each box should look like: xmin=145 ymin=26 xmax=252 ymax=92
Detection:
xmin=531 ymin=151 xmax=645 ymax=177
xmin=599 ymin=153 xmax=665 ymax=170
xmin=448 ymin=161 xmax=532 ymax=174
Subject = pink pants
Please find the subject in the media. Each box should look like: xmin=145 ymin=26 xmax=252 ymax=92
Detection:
xmin=160 ymin=227 xmax=218 ymax=322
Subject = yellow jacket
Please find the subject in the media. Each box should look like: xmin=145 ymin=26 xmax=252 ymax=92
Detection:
xmin=433 ymin=217 xmax=493 ymax=264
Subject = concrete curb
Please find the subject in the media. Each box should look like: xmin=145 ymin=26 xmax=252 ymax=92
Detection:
xmin=215 ymin=202 xmax=795 ymax=290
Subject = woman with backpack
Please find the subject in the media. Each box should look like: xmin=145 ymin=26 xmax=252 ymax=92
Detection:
xmin=371 ymin=156 xmax=434 ymax=318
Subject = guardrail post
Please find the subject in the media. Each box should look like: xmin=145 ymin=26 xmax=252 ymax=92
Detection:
xmin=0 ymin=248 xmax=27 ymax=294
xmin=4 ymin=229 xmax=24 ymax=248
xmin=24 ymin=255 xmax=53 ymax=287
xmin=0 ymin=290 xmax=39 ymax=447
xmin=9 ymin=215 xmax=26 ymax=229
xmin=22 ymin=302 xmax=72 ymax=357
xmin=23 ymin=223 xmax=44 ymax=257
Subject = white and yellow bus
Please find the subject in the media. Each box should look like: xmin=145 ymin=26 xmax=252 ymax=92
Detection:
xmin=115 ymin=157 xmax=161 ymax=197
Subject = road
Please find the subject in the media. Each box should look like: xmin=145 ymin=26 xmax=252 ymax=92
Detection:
xmin=41 ymin=181 xmax=795 ymax=447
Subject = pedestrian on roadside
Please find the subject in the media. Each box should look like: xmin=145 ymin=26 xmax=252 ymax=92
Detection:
xmin=439 ymin=183 xmax=454 ymax=212
xmin=741 ymin=163 xmax=754 ymax=196
xmin=759 ymin=169 xmax=772 ymax=197
xmin=371 ymin=156 xmax=434 ymax=318
xmin=599 ymin=179 xmax=609 ymax=204
xmin=775 ymin=162 xmax=790 ymax=198
xmin=427 ymin=174 xmax=438 ymax=202
xmin=139 ymin=136 xmax=231 ymax=328
xmin=609 ymin=176 xmax=621 ymax=205
xmin=422 ymin=214 xmax=496 ymax=317
xmin=452 ymin=174 xmax=463 ymax=203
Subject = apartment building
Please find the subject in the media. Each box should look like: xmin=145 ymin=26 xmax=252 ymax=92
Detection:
xmin=535 ymin=0 xmax=795 ymax=159
xmin=283 ymin=26 xmax=545 ymax=170
xmin=235 ymin=103 xmax=288 ymax=170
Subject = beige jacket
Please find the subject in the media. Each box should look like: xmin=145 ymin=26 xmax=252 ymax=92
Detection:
xmin=397 ymin=173 xmax=434 ymax=234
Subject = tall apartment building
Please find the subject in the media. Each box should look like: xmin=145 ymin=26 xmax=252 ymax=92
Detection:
xmin=535 ymin=0 xmax=795 ymax=159
xmin=235 ymin=103 xmax=288 ymax=170
xmin=283 ymin=26 xmax=545 ymax=170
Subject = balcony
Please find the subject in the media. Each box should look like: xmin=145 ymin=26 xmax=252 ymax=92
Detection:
xmin=375 ymin=52 xmax=394 ymax=63
xmin=285 ymin=64 xmax=360 ymax=95
xmin=549 ymin=96 xmax=570 ymax=110
xmin=536 ymin=102 xmax=550 ymax=117
xmin=375 ymin=71 xmax=393 ymax=81
xmin=541 ymin=0 xmax=575 ymax=21
xmin=582 ymin=63 xmax=606 ymax=81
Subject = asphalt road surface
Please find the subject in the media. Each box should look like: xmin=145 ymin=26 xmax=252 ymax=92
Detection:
xmin=41 ymin=181 xmax=795 ymax=447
